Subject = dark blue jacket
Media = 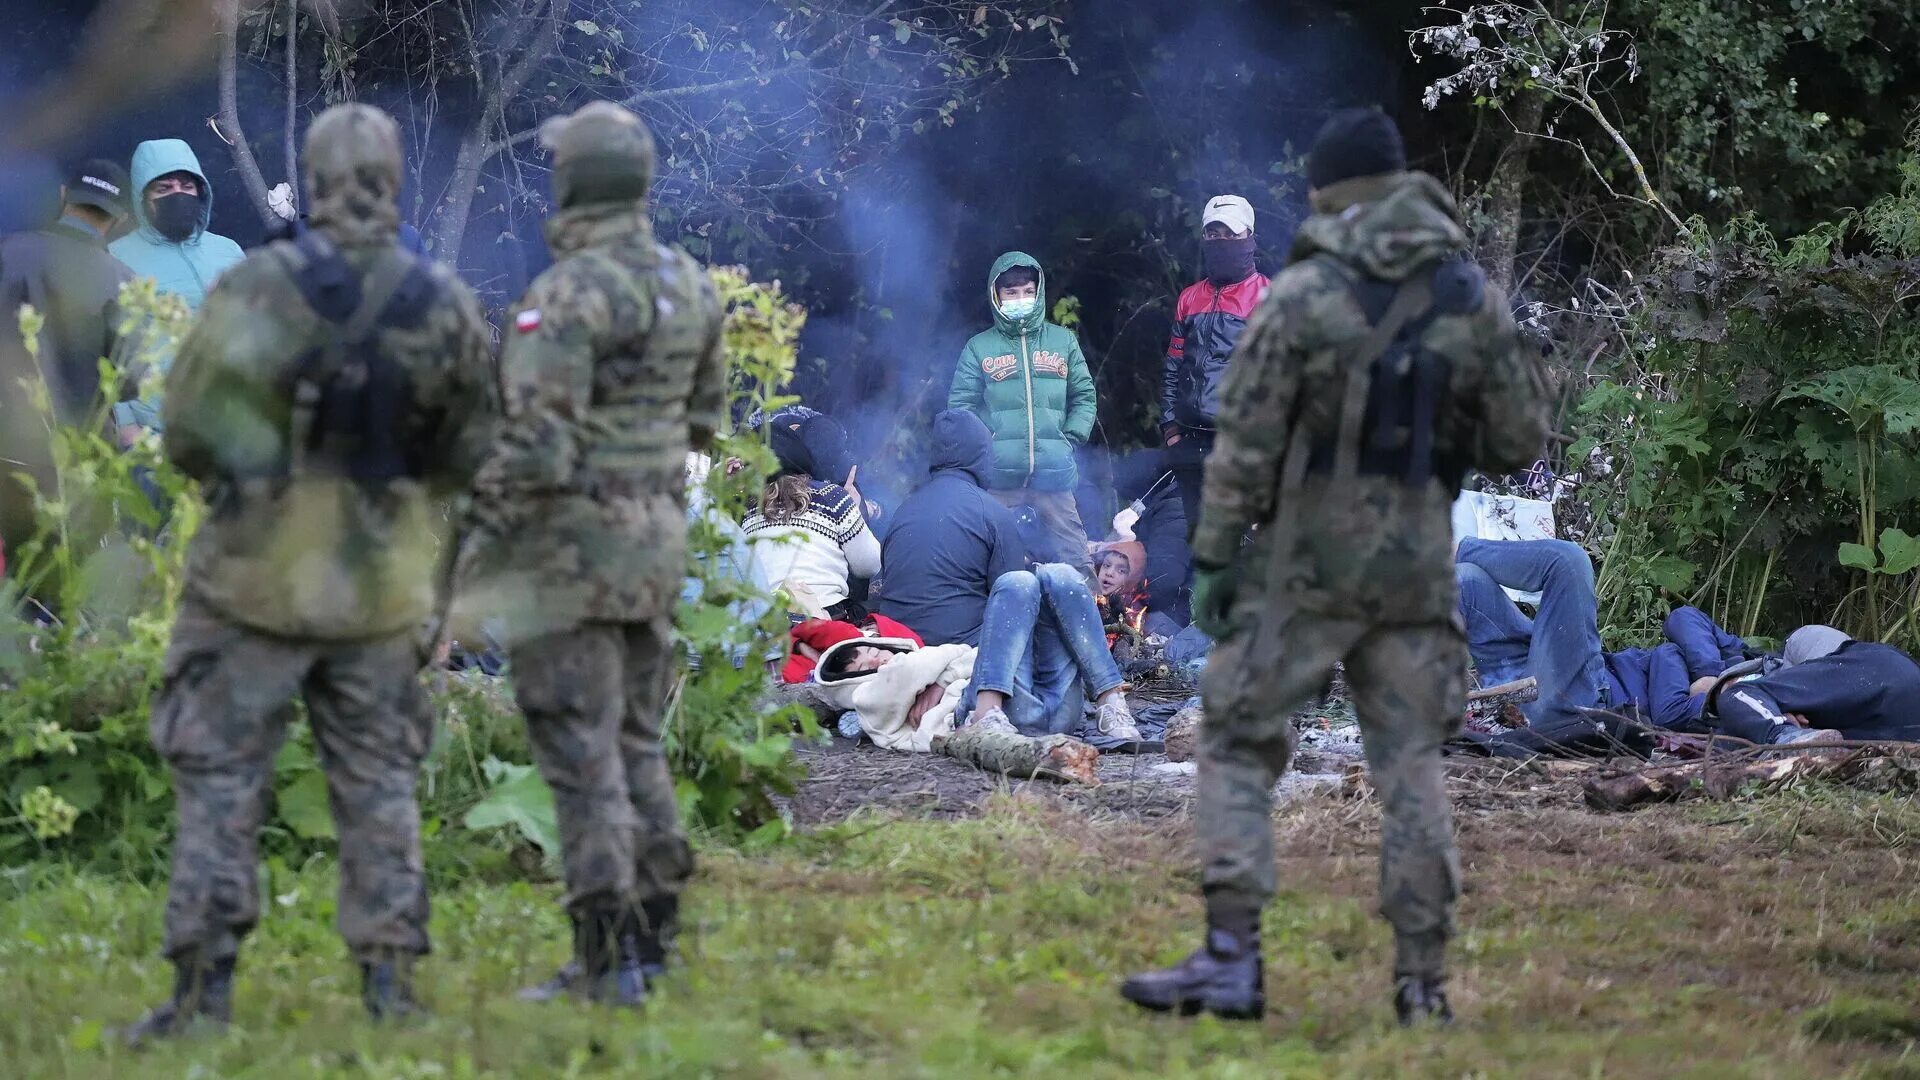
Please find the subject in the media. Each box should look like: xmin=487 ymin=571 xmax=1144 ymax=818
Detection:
xmin=1605 ymin=607 xmax=1748 ymax=729
xmin=1738 ymin=642 xmax=1920 ymax=741
xmin=870 ymin=410 xmax=1027 ymax=646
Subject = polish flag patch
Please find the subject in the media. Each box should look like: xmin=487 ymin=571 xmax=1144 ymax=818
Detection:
xmin=514 ymin=309 xmax=543 ymax=333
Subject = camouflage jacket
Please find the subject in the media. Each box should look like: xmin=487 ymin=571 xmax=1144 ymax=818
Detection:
xmin=1191 ymin=170 xmax=1549 ymax=625
xmin=462 ymin=202 xmax=725 ymax=642
xmin=163 ymin=237 xmax=499 ymax=642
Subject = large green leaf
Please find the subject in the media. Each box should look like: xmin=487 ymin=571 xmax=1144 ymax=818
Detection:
xmin=1878 ymin=528 xmax=1920 ymax=576
xmin=275 ymin=769 xmax=335 ymax=840
xmin=463 ymin=759 xmax=560 ymax=854
xmin=1838 ymin=542 xmax=1879 ymax=571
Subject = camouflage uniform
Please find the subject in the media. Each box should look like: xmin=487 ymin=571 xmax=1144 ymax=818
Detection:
xmin=1188 ymin=170 xmax=1549 ymax=983
xmin=138 ymin=104 xmax=497 ymax=1028
xmin=464 ymin=102 xmax=724 ymax=948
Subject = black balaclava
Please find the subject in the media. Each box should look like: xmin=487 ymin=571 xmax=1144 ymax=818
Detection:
xmin=1202 ymin=236 xmax=1257 ymax=284
xmin=149 ymin=191 xmax=201 ymax=242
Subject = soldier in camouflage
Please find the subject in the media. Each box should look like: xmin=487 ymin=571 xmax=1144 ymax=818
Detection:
xmin=461 ymin=101 xmax=725 ymax=1008
xmin=1121 ymin=109 xmax=1549 ymax=1025
xmin=123 ymin=104 xmax=500 ymax=1043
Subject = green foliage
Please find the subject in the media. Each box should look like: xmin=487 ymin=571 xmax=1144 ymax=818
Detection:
xmin=1573 ymin=147 xmax=1920 ymax=649
xmin=2 ymin=269 xmax=816 ymax=866
xmin=1 ymin=283 xmax=199 ymax=864
xmin=669 ymin=268 xmax=819 ymax=842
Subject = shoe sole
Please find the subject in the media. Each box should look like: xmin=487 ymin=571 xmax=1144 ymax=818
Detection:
xmin=1122 ymin=989 xmax=1265 ymax=1021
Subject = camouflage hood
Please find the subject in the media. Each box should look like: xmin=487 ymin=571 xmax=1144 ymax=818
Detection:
xmin=304 ymin=104 xmax=402 ymax=247
xmin=1289 ymin=171 xmax=1466 ymax=282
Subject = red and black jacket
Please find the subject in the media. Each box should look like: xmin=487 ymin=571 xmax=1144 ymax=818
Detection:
xmin=1162 ymin=272 xmax=1270 ymax=432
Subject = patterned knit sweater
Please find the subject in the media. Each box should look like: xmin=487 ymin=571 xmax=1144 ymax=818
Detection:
xmin=743 ymin=480 xmax=880 ymax=609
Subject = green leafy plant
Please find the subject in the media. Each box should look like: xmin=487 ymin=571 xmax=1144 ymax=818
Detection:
xmin=1571 ymin=141 xmax=1920 ymax=650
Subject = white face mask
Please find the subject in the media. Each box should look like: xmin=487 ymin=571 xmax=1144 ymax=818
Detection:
xmin=998 ymin=296 xmax=1037 ymax=320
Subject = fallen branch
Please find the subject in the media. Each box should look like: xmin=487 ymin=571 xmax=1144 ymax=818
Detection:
xmin=1584 ymin=748 xmax=1920 ymax=812
xmin=934 ymin=726 xmax=1100 ymax=786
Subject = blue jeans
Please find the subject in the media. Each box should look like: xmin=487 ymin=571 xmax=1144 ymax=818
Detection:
xmin=964 ymin=563 xmax=1126 ymax=736
xmin=1454 ymin=538 xmax=1610 ymax=728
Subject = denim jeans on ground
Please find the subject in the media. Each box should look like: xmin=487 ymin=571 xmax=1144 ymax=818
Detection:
xmin=1454 ymin=538 xmax=1610 ymax=728
xmin=964 ymin=563 xmax=1126 ymax=736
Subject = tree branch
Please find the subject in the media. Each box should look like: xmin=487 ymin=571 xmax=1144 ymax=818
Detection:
xmin=216 ymin=0 xmax=277 ymax=228
xmin=485 ymin=0 xmax=899 ymax=156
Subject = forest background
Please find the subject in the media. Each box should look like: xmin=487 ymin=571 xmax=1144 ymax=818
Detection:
xmin=7 ymin=0 xmax=1920 ymax=874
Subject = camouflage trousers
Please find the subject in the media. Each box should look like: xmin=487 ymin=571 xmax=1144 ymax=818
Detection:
xmin=151 ymin=597 xmax=433 ymax=963
xmin=1198 ymin=606 xmax=1466 ymax=979
xmin=510 ymin=618 xmax=692 ymax=917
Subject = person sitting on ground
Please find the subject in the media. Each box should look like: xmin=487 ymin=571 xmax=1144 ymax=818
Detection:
xmin=872 ymin=409 xmax=1140 ymax=741
xmin=869 ymin=409 xmax=1027 ymax=647
xmin=742 ymin=412 xmax=879 ymax=621
xmin=949 ymin=251 xmax=1097 ymax=578
xmin=1706 ymin=625 xmax=1920 ymax=746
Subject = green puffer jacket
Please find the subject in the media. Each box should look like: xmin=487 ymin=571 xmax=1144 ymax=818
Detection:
xmin=948 ymin=251 xmax=1095 ymax=492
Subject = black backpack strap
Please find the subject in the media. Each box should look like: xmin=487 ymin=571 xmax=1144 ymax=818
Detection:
xmin=276 ymin=238 xmax=430 ymax=479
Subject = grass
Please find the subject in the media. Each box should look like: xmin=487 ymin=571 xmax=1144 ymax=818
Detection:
xmin=4 ymin=784 xmax=1920 ymax=1078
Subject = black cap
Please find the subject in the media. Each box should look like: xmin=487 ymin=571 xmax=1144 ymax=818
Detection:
xmin=1306 ymin=108 xmax=1407 ymax=189
xmin=65 ymin=159 xmax=131 ymax=215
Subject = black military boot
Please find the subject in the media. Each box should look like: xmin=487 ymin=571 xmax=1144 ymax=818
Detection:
xmin=1393 ymin=975 xmax=1453 ymax=1027
xmin=518 ymin=915 xmax=586 ymax=1002
xmin=360 ymin=951 xmax=423 ymax=1021
xmin=1119 ymin=924 xmax=1264 ymax=1020
xmin=122 ymin=954 xmax=235 ymax=1047
xmin=635 ymin=894 xmax=679 ymax=984
xmin=578 ymin=908 xmax=648 ymax=1008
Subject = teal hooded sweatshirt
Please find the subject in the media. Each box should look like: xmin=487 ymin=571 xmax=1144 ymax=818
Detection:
xmin=948 ymin=251 xmax=1096 ymax=492
xmin=109 ymin=139 xmax=245 ymax=429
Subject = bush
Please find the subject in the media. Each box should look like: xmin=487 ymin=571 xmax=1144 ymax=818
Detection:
xmin=2 ymin=268 xmax=815 ymax=870
xmin=1569 ymin=150 xmax=1920 ymax=650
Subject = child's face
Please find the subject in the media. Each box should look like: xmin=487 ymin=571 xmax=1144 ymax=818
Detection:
xmin=1096 ymin=558 xmax=1130 ymax=596
xmin=846 ymin=646 xmax=896 ymax=673
xmin=996 ymin=281 xmax=1038 ymax=306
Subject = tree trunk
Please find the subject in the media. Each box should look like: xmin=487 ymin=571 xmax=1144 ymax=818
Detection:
xmin=283 ymin=0 xmax=298 ymax=202
xmin=1483 ymin=93 xmax=1544 ymax=296
xmin=428 ymin=0 xmax=571 ymax=269
xmin=217 ymin=0 xmax=276 ymax=229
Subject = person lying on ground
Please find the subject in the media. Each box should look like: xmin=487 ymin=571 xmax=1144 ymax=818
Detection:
xmin=869 ymin=409 xmax=1027 ymax=647
xmin=782 ymin=611 xmax=923 ymax=684
xmin=1456 ymin=537 xmax=1747 ymax=745
xmin=1706 ymin=625 xmax=1920 ymax=746
xmin=742 ymin=429 xmax=879 ymax=621
xmin=949 ymin=251 xmax=1096 ymax=578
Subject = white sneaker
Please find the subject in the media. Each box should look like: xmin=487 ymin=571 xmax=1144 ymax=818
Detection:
xmin=1774 ymin=726 xmax=1842 ymax=746
xmin=1096 ymin=699 xmax=1143 ymax=742
xmin=970 ymin=707 xmax=1019 ymax=737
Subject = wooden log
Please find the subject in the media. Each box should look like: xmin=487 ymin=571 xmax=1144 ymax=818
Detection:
xmin=1582 ymin=748 xmax=1913 ymax=812
xmin=933 ymin=726 xmax=1101 ymax=785
xmin=1465 ymin=676 xmax=1538 ymax=728
xmin=1163 ymin=705 xmax=1203 ymax=763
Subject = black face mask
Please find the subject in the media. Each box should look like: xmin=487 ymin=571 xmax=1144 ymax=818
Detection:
xmin=1202 ymin=235 xmax=1257 ymax=284
xmin=148 ymin=191 xmax=202 ymax=242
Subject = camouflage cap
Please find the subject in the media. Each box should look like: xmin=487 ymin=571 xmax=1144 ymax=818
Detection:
xmin=304 ymin=103 xmax=403 ymax=208
xmin=542 ymin=101 xmax=656 ymax=209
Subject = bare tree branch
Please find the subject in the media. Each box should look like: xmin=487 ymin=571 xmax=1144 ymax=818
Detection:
xmin=216 ymin=0 xmax=277 ymax=227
